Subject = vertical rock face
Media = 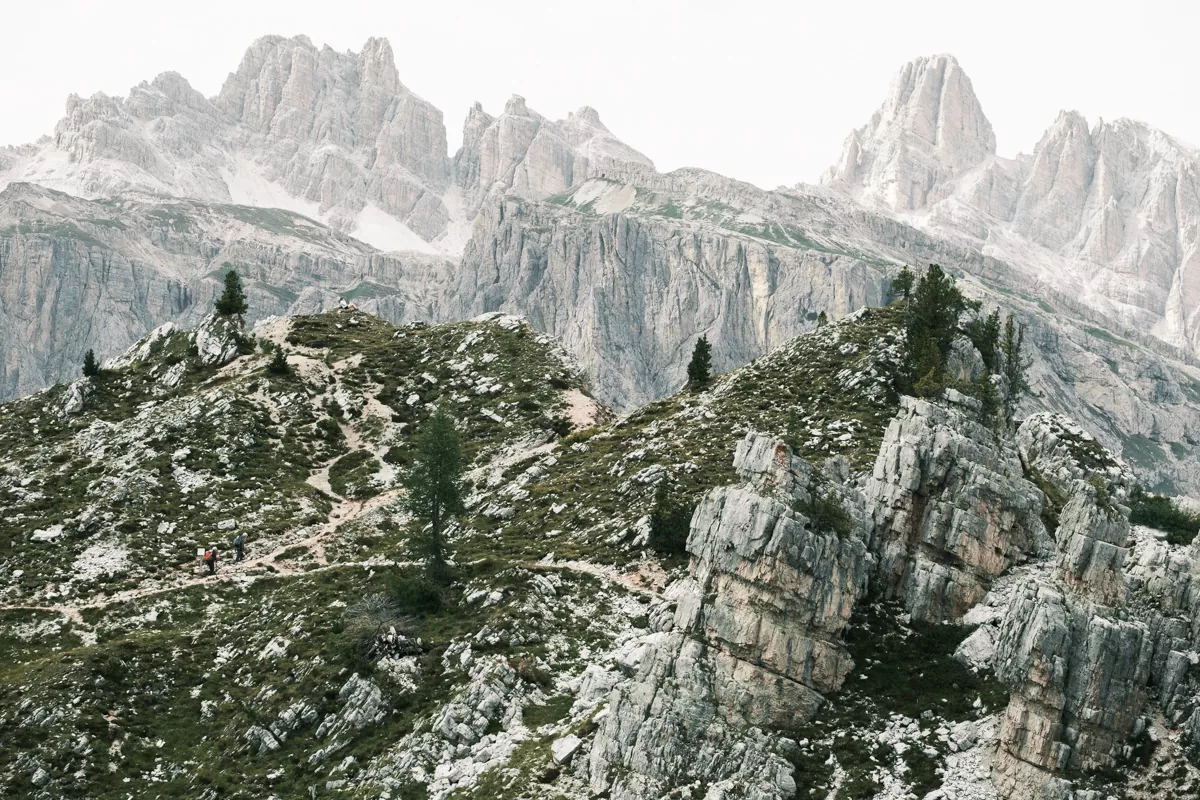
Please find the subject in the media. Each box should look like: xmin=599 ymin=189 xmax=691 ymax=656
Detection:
xmin=990 ymin=430 xmax=1161 ymax=798
xmin=587 ymin=433 xmax=871 ymax=800
xmin=1017 ymin=412 xmax=1136 ymax=501
xmin=214 ymin=35 xmax=452 ymax=238
xmin=451 ymin=196 xmax=887 ymax=409
xmin=0 ymin=183 xmax=447 ymax=400
xmin=1053 ymin=486 xmax=1130 ymax=605
xmin=822 ymin=54 xmax=996 ymax=212
xmin=674 ymin=434 xmax=873 ymax=693
xmin=993 ymin=581 xmax=1151 ymax=793
xmin=864 ymin=394 xmax=1047 ymax=621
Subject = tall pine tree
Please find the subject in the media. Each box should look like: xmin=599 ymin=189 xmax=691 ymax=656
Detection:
xmin=1001 ymin=314 xmax=1031 ymax=426
xmin=215 ymin=269 xmax=248 ymax=316
xmin=404 ymin=408 xmax=465 ymax=582
xmin=686 ymin=335 xmax=713 ymax=388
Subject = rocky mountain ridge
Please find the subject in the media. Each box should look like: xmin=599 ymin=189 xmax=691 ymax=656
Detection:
xmin=4 ymin=302 xmax=1200 ymax=799
xmin=0 ymin=35 xmax=653 ymax=255
xmin=821 ymin=54 xmax=1200 ymax=358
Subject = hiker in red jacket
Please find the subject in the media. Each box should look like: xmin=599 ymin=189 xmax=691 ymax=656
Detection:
xmin=203 ymin=546 xmax=218 ymax=575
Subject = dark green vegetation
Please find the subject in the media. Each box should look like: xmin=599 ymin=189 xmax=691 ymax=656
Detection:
xmin=328 ymin=450 xmax=383 ymax=499
xmin=404 ymin=408 xmax=466 ymax=581
xmin=903 ymin=263 xmax=979 ymax=396
xmin=0 ymin=308 xmax=622 ymax=799
xmin=647 ymin=480 xmax=694 ymax=558
xmin=781 ymin=603 xmax=1006 ymax=799
xmin=686 ymin=334 xmax=713 ymax=388
xmin=0 ymin=310 xmax=586 ymax=605
xmin=0 ymin=324 xmax=330 ymax=600
xmin=82 ymin=349 xmax=100 ymax=378
xmin=214 ymin=269 xmax=248 ymax=316
xmin=1129 ymin=487 xmax=1200 ymax=545
xmin=898 ymin=264 xmax=1029 ymax=427
xmin=267 ymin=346 xmax=290 ymax=375
xmin=0 ymin=562 xmax=638 ymax=799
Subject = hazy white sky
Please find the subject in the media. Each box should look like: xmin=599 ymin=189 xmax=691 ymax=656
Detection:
xmin=2 ymin=1 xmax=1197 ymax=189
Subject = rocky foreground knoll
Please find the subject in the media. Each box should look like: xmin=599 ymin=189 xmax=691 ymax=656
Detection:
xmin=2 ymin=309 xmax=1200 ymax=799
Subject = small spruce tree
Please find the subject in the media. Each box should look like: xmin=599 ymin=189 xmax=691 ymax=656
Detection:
xmin=404 ymin=408 xmax=465 ymax=583
xmin=82 ymin=349 xmax=101 ymax=378
xmin=268 ymin=346 xmax=290 ymax=375
xmin=686 ymin=335 xmax=713 ymax=388
xmin=215 ymin=270 xmax=248 ymax=316
xmin=891 ymin=266 xmax=915 ymax=301
xmin=1000 ymin=314 xmax=1031 ymax=426
xmin=975 ymin=372 xmax=1001 ymax=426
xmin=817 ymin=311 xmax=829 ymax=328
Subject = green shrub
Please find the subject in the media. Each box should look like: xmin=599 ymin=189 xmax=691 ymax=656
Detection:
xmin=388 ymin=574 xmax=445 ymax=616
xmin=328 ymin=450 xmax=382 ymax=498
xmin=1129 ymin=487 xmax=1200 ymax=545
xmin=795 ymin=490 xmax=853 ymax=538
xmin=648 ymin=481 xmax=694 ymax=557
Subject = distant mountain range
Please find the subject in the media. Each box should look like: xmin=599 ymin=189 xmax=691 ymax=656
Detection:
xmin=3 ymin=37 xmax=1200 ymax=496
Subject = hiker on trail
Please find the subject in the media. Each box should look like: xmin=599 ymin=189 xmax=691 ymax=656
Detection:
xmin=204 ymin=546 xmax=218 ymax=575
xmin=233 ymin=533 xmax=245 ymax=562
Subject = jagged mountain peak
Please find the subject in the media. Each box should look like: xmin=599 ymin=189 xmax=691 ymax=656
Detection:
xmin=822 ymin=53 xmax=995 ymax=212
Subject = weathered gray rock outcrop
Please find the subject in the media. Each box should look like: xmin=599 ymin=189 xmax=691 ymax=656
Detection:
xmin=993 ymin=580 xmax=1151 ymax=797
xmin=989 ymin=435 xmax=1161 ymax=797
xmin=1018 ymin=412 xmax=1136 ymax=501
xmin=674 ymin=433 xmax=872 ymax=693
xmin=587 ymin=433 xmax=872 ymax=799
xmin=865 ymin=394 xmax=1047 ymax=621
xmin=1053 ymin=484 xmax=1130 ymax=605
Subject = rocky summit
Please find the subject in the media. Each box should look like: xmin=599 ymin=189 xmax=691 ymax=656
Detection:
xmin=4 ymin=30 xmax=1200 ymax=800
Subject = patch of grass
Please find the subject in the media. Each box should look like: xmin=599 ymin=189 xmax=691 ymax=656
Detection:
xmin=522 ymin=694 xmax=574 ymax=728
xmin=329 ymin=449 xmax=383 ymax=499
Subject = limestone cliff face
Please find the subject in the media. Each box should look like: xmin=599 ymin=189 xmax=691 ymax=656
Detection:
xmin=0 ymin=183 xmax=447 ymax=400
xmin=986 ymin=429 xmax=1198 ymax=797
xmin=450 ymin=196 xmax=888 ymax=409
xmin=587 ymin=433 xmax=872 ymax=800
xmin=452 ymin=98 xmax=653 ymax=219
xmin=215 ymin=35 xmax=453 ymax=239
xmin=822 ymin=54 xmax=996 ymax=212
xmin=864 ymin=394 xmax=1047 ymax=621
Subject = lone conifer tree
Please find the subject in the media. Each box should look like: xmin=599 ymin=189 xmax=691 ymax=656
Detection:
xmin=817 ymin=311 xmax=829 ymax=328
xmin=686 ymin=335 xmax=713 ymax=388
xmin=82 ymin=349 xmax=100 ymax=377
xmin=891 ymin=266 xmax=915 ymax=301
xmin=267 ymin=346 xmax=290 ymax=375
xmin=1001 ymin=314 xmax=1031 ymax=425
xmin=215 ymin=269 xmax=248 ymax=316
xmin=404 ymin=408 xmax=464 ymax=582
